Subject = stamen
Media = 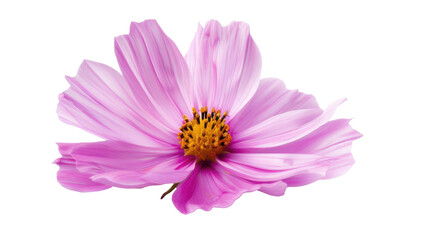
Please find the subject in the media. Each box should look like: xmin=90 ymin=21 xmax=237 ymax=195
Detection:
xmin=178 ymin=107 xmax=232 ymax=162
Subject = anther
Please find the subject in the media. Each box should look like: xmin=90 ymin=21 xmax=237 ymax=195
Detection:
xmin=178 ymin=107 xmax=232 ymax=162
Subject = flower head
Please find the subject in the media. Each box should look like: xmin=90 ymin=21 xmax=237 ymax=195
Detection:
xmin=55 ymin=20 xmax=361 ymax=214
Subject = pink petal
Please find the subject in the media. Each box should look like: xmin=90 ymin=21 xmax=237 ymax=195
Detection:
xmin=172 ymin=163 xmax=259 ymax=214
xmin=257 ymin=173 xmax=328 ymax=195
xmin=229 ymin=119 xmax=361 ymax=193
xmin=90 ymin=156 xmax=195 ymax=188
xmin=70 ymin=141 xmax=195 ymax=188
xmin=258 ymin=181 xmax=288 ymax=196
xmin=271 ymin=119 xmax=362 ymax=180
xmin=55 ymin=141 xmax=195 ymax=190
xmin=218 ymin=153 xmax=331 ymax=182
xmin=283 ymin=173 xmax=328 ymax=187
xmin=229 ymin=78 xmax=320 ymax=135
xmin=230 ymin=99 xmax=346 ymax=148
xmin=186 ymin=20 xmax=262 ymax=116
xmin=58 ymin=60 xmax=176 ymax=147
xmin=115 ymin=20 xmax=193 ymax=129
xmin=54 ymin=143 xmax=110 ymax=192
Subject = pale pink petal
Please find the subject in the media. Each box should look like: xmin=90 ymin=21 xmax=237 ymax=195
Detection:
xmin=71 ymin=141 xmax=195 ymax=188
xmin=54 ymin=143 xmax=110 ymax=192
xmin=172 ymin=163 xmax=259 ymax=214
xmin=68 ymin=141 xmax=180 ymax=173
xmin=115 ymin=20 xmax=193 ymax=129
xmin=258 ymin=181 xmax=287 ymax=196
xmin=228 ymin=119 xmax=361 ymax=193
xmin=272 ymin=119 xmax=362 ymax=180
xmin=258 ymin=173 xmax=327 ymax=195
xmin=228 ymin=78 xmax=320 ymax=135
xmin=58 ymin=60 xmax=176 ymax=147
xmin=283 ymin=173 xmax=328 ymax=187
xmin=91 ymin=156 xmax=195 ymax=188
xmin=55 ymin=141 xmax=195 ymax=189
xmin=230 ymin=99 xmax=346 ymax=148
xmin=218 ymin=153 xmax=331 ymax=182
xmin=89 ymin=155 xmax=195 ymax=188
xmin=272 ymin=119 xmax=361 ymax=154
xmin=186 ymin=20 xmax=262 ymax=116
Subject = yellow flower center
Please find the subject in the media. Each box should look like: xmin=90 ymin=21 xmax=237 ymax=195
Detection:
xmin=178 ymin=107 xmax=232 ymax=162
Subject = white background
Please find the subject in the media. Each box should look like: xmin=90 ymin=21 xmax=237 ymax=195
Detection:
xmin=1 ymin=0 xmax=428 ymax=239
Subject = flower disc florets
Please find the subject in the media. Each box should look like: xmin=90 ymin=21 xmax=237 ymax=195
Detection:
xmin=178 ymin=107 xmax=232 ymax=161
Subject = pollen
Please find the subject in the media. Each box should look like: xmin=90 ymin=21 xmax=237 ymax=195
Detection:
xmin=178 ymin=107 xmax=232 ymax=162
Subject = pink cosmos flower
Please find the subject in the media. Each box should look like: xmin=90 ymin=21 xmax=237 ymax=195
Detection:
xmin=55 ymin=19 xmax=361 ymax=214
